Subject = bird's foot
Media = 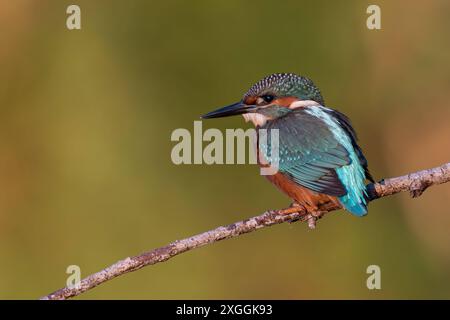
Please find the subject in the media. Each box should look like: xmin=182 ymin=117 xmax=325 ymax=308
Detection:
xmin=306 ymin=215 xmax=317 ymax=229
xmin=303 ymin=210 xmax=324 ymax=230
xmin=279 ymin=202 xmax=323 ymax=229
xmin=285 ymin=202 xmax=304 ymax=224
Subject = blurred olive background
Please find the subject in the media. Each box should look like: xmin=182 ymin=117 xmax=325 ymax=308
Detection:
xmin=0 ymin=0 xmax=449 ymax=299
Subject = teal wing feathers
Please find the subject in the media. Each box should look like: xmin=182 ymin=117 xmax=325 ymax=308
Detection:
xmin=261 ymin=110 xmax=350 ymax=197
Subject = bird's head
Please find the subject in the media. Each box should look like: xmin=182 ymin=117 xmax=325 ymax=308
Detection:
xmin=201 ymin=73 xmax=324 ymax=126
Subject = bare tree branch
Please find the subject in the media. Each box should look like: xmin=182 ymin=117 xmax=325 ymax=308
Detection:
xmin=41 ymin=162 xmax=450 ymax=300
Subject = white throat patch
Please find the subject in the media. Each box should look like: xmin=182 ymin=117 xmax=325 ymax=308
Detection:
xmin=242 ymin=113 xmax=270 ymax=127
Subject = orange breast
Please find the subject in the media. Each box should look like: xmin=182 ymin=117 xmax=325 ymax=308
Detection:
xmin=265 ymin=171 xmax=341 ymax=212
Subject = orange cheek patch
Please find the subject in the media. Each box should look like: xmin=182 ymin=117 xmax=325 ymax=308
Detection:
xmin=243 ymin=96 xmax=257 ymax=105
xmin=273 ymin=96 xmax=299 ymax=108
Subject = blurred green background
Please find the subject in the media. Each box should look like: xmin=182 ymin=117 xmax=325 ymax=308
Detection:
xmin=1 ymin=0 xmax=449 ymax=299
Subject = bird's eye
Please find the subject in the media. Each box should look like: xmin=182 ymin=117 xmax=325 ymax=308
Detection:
xmin=261 ymin=95 xmax=275 ymax=103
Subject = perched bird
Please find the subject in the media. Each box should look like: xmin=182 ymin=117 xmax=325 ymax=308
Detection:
xmin=201 ymin=73 xmax=373 ymax=221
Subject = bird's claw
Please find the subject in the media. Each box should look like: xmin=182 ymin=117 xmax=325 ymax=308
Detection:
xmin=306 ymin=215 xmax=317 ymax=229
xmin=283 ymin=202 xmax=323 ymax=228
xmin=304 ymin=211 xmax=323 ymax=229
xmin=286 ymin=202 xmax=303 ymax=224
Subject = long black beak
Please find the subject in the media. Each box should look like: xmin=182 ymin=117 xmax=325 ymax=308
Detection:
xmin=201 ymin=101 xmax=257 ymax=119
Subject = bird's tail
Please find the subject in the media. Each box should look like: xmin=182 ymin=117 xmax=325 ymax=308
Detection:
xmin=338 ymin=195 xmax=368 ymax=216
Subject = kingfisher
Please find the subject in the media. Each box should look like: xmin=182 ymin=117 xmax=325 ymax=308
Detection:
xmin=201 ymin=73 xmax=373 ymax=223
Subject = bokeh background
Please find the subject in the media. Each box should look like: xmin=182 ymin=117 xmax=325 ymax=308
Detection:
xmin=0 ymin=0 xmax=449 ymax=299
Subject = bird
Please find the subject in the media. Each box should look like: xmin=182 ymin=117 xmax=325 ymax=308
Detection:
xmin=201 ymin=73 xmax=373 ymax=224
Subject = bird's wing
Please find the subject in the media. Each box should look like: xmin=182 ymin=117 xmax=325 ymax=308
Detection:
xmin=260 ymin=109 xmax=351 ymax=197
